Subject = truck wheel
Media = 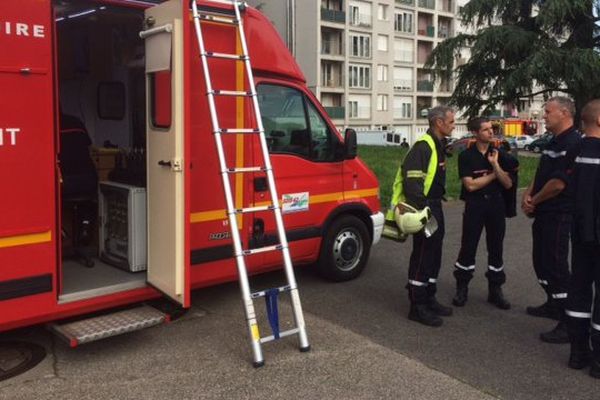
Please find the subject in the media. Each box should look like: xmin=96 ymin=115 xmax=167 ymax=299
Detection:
xmin=317 ymin=215 xmax=371 ymax=282
xmin=533 ymin=145 xmax=540 ymax=153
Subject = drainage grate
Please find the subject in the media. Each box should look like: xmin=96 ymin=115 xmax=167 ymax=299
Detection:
xmin=0 ymin=341 xmax=46 ymax=382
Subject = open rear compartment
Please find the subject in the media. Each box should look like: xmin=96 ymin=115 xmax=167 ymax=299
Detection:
xmin=55 ymin=0 xmax=149 ymax=303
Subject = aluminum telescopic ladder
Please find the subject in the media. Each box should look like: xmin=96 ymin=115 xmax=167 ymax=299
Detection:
xmin=191 ymin=0 xmax=310 ymax=367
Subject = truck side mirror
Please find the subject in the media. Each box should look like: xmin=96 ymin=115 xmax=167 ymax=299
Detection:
xmin=344 ymin=128 xmax=357 ymax=160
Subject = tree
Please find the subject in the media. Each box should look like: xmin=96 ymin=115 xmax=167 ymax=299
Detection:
xmin=426 ymin=0 xmax=600 ymax=119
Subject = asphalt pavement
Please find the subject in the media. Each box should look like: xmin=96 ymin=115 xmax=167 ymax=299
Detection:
xmin=0 ymin=199 xmax=598 ymax=399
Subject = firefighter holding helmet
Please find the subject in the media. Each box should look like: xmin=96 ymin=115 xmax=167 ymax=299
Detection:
xmin=386 ymin=106 xmax=456 ymax=327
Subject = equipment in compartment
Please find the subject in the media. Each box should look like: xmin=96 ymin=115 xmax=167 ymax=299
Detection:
xmin=99 ymin=182 xmax=147 ymax=272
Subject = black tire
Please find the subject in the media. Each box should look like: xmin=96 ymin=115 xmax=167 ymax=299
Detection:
xmin=533 ymin=145 xmax=540 ymax=153
xmin=317 ymin=215 xmax=371 ymax=282
xmin=524 ymin=145 xmax=530 ymax=151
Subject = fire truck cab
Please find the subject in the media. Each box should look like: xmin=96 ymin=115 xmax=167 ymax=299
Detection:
xmin=0 ymin=0 xmax=383 ymax=341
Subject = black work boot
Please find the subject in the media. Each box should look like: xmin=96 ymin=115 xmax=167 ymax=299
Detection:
xmin=408 ymin=304 xmax=443 ymax=327
xmin=540 ymin=321 xmax=569 ymax=344
xmin=526 ymin=296 xmax=561 ymax=321
xmin=487 ymin=285 xmax=511 ymax=310
xmin=568 ymin=341 xmax=592 ymax=369
xmin=590 ymin=360 xmax=600 ymax=379
xmin=452 ymin=283 xmax=468 ymax=307
xmin=428 ymin=297 xmax=453 ymax=316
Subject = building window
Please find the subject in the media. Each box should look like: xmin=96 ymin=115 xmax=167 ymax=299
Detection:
xmin=348 ymin=100 xmax=359 ymax=118
xmin=377 ymin=64 xmax=388 ymax=82
xmin=348 ymin=95 xmax=371 ymax=119
xmin=394 ymin=11 xmax=413 ymax=34
xmin=378 ymin=4 xmax=388 ymax=20
xmin=348 ymin=64 xmax=371 ymax=89
xmin=393 ymin=66 xmax=413 ymax=91
xmin=394 ymin=38 xmax=414 ymax=63
xmin=394 ymin=96 xmax=413 ymax=119
xmin=377 ymin=34 xmax=388 ymax=52
xmin=402 ymin=102 xmax=412 ymax=118
xmin=349 ymin=2 xmax=372 ymax=27
xmin=377 ymin=94 xmax=388 ymax=111
xmin=350 ymin=34 xmax=371 ymax=58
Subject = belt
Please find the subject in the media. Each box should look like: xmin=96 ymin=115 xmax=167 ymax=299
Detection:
xmin=467 ymin=193 xmax=502 ymax=201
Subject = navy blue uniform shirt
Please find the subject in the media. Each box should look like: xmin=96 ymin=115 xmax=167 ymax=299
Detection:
xmin=531 ymin=126 xmax=581 ymax=214
xmin=458 ymin=144 xmax=518 ymax=201
xmin=572 ymin=137 xmax=600 ymax=244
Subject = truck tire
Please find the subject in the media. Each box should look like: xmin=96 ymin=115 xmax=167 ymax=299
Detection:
xmin=317 ymin=215 xmax=371 ymax=282
xmin=533 ymin=145 xmax=541 ymax=153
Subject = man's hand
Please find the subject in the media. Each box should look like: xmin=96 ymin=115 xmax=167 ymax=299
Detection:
xmin=487 ymin=149 xmax=499 ymax=166
xmin=521 ymin=194 xmax=535 ymax=217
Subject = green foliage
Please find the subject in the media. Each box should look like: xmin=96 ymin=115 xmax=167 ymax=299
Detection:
xmin=426 ymin=0 xmax=600 ymax=117
xmin=358 ymin=145 xmax=538 ymax=211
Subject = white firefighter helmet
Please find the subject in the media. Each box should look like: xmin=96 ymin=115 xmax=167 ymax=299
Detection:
xmin=394 ymin=202 xmax=432 ymax=234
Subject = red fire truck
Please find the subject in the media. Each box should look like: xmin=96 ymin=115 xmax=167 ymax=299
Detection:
xmin=0 ymin=0 xmax=382 ymax=344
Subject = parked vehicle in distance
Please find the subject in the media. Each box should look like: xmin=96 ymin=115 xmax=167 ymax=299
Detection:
xmin=446 ymin=134 xmax=511 ymax=154
xmin=513 ymin=135 xmax=536 ymax=149
xmin=525 ymin=133 xmax=553 ymax=152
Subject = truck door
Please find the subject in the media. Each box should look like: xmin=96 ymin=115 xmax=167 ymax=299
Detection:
xmin=255 ymin=82 xmax=344 ymax=262
xmin=142 ymin=0 xmax=189 ymax=306
xmin=0 ymin=1 xmax=56 ymax=316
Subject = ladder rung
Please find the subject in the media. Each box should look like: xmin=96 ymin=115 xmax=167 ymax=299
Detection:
xmin=260 ymin=328 xmax=300 ymax=344
xmin=242 ymin=244 xmax=283 ymax=256
xmin=234 ymin=205 xmax=274 ymax=214
xmin=251 ymin=285 xmax=292 ymax=299
xmin=196 ymin=14 xmax=239 ymax=26
xmin=226 ymin=167 xmax=264 ymax=173
xmin=218 ymin=128 xmax=262 ymax=134
xmin=211 ymin=90 xmax=254 ymax=97
xmin=203 ymin=51 xmax=248 ymax=61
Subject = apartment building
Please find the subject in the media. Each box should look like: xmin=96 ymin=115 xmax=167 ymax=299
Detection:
xmin=247 ymin=0 xmax=467 ymax=142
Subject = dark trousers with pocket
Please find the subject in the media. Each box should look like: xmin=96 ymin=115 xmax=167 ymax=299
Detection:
xmin=407 ymin=200 xmax=445 ymax=305
xmin=532 ymin=212 xmax=571 ymax=310
xmin=566 ymin=243 xmax=600 ymax=357
xmin=454 ymin=194 xmax=506 ymax=286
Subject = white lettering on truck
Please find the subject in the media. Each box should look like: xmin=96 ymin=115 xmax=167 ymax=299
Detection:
xmin=2 ymin=22 xmax=45 ymax=38
xmin=0 ymin=128 xmax=20 ymax=146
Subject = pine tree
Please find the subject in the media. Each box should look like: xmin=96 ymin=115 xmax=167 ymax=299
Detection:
xmin=426 ymin=0 xmax=600 ymax=118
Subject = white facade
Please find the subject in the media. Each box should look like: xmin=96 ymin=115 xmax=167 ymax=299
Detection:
xmin=248 ymin=0 xmax=464 ymax=143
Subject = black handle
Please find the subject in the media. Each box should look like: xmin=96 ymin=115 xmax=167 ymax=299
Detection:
xmin=254 ymin=177 xmax=268 ymax=192
xmin=158 ymin=160 xmax=172 ymax=167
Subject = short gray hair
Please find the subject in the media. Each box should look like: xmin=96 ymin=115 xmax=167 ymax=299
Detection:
xmin=548 ymin=96 xmax=575 ymax=117
xmin=428 ymin=106 xmax=455 ymax=128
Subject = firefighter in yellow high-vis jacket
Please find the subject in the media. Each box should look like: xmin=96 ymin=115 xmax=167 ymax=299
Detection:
xmin=387 ymin=106 xmax=455 ymax=327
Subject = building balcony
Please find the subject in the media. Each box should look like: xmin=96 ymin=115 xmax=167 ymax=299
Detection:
xmin=438 ymin=26 xmax=450 ymax=38
xmin=393 ymin=79 xmax=413 ymax=91
xmin=417 ymin=80 xmax=434 ymax=91
xmin=321 ymin=40 xmax=343 ymax=56
xmin=439 ymin=0 xmax=454 ymax=13
xmin=349 ymin=107 xmax=371 ymax=119
xmin=438 ymin=80 xmax=453 ymax=92
xmin=418 ymin=26 xmax=435 ymax=37
xmin=324 ymin=106 xmax=345 ymax=119
xmin=418 ymin=0 xmax=435 ymax=10
xmin=350 ymin=13 xmax=372 ymax=28
xmin=321 ymin=8 xmax=346 ymax=24
xmin=322 ymin=77 xmax=344 ymax=88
